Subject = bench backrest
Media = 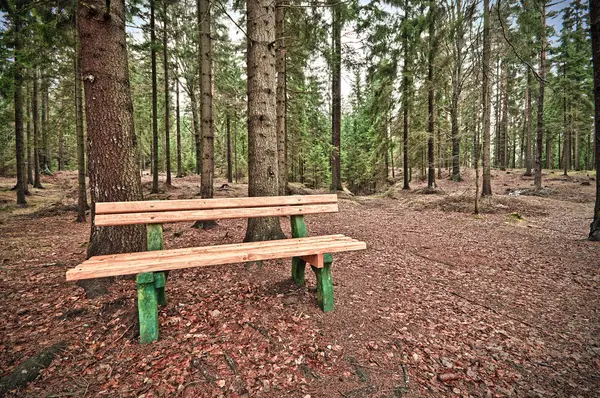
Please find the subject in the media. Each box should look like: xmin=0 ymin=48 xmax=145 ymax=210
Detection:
xmin=94 ymin=194 xmax=338 ymax=226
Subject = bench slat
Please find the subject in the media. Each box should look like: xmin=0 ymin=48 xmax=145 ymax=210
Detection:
xmin=78 ymin=237 xmax=360 ymax=271
xmin=86 ymin=234 xmax=348 ymax=263
xmin=95 ymin=194 xmax=338 ymax=215
xmin=95 ymin=203 xmax=338 ymax=226
xmin=66 ymin=236 xmax=366 ymax=280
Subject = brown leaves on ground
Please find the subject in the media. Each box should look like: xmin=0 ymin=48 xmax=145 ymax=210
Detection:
xmin=1 ymin=169 xmax=599 ymax=397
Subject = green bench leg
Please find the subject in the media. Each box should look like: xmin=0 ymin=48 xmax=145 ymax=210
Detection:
xmin=290 ymin=215 xmax=307 ymax=285
xmin=147 ymin=224 xmax=167 ymax=306
xmin=154 ymin=272 xmax=166 ymax=306
xmin=137 ymin=272 xmax=159 ymax=344
xmin=311 ymin=253 xmax=334 ymax=312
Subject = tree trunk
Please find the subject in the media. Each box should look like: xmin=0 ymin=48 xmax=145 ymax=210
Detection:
xmin=427 ymin=0 xmax=436 ymax=190
xmin=276 ymin=0 xmax=287 ymax=195
xmin=57 ymin=105 xmax=63 ymax=171
xmin=75 ymin=11 xmax=87 ymax=222
xmin=330 ymin=0 xmax=342 ymax=192
xmin=26 ymin=82 xmax=33 ymax=186
xmin=402 ymin=6 xmax=411 ymax=190
xmin=244 ymin=0 xmax=285 ymax=242
xmin=163 ymin=1 xmax=171 ymax=186
xmin=12 ymin=8 xmax=26 ymax=205
xmin=176 ymin=79 xmax=182 ymax=178
xmin=534 ymin=3 xmax=546 ymax=190
xmin=575 ymin=114 xmax=580 ymax=171
xmin=151 ymin=0 xmax=159 ymax=193
xmin=41 ymin=74 xmax=50 ymax=174
xmin=227 ymin=113 xmax=232 ymax=183
xmin=589 ymin=0 xmax=600 ymax=239
xmin=33 ymin=70 xmax=43 ymax=189
xmin=481 ymin=0 xmax=492 ymax=196
xmin=79 ymin=0 xmax=146 ymax=259
xmin=525 ymin=71 xmax=533 ymax=176
xmin=500 ymin=58 xmax=508 ymax=170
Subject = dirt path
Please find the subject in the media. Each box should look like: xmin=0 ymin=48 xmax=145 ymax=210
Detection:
xmin=0 ymin=170 xmax=599 ymax=397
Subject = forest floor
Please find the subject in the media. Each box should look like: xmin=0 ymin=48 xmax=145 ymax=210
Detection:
xmin=0 ymin=169 xmax=599 ymax=398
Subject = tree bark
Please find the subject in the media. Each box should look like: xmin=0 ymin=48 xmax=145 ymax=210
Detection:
xmin=481 ymin=0 xmax=492 ymax=196
xmin=75 ymin=10 xmax=87 ymax=222
xmin=151 ymin=0 xmax=159 ymax=193
xmin=57 ymin=104 xmax=63 ymax=171
xmin=589 ymin=0 xmax=600 ymax=239
xmin=163 ymin=1 xmax=171 ymax=186
xmin=79 ymin=0 xmax=146 ymax=259
xmin=450 ymin=0 xmax=462 ymax=182
xmin=330 ymin=0 xmax=342 ymax=192
xmin=176 ymin=79 xmax=182 ymax=177
xmin=534 ymin=3 xmax=546 ymax=190
xmin=12 ymin=8 xmax=26 ymax=205
xmin=525 ymin=70 xmax=533 ymax=176
xmin=402 ymin=5 xmax=411 ymax=190
xmin=500 ymin=57 xmax=508 ymax=170
xmin=33 ymin=69 xmax=43 ymax=189
xmin=26 ymin=82 xmax=33 ymax=186
xmin=199 ymin=0 xmax=214 ymax=202
xmin=41 ymin=73 xmax=50 ymax=174
xmin=244 ymin=0 xmax=285 ymax=242
xmin=276 ymin=0 xmax=287 ymax=195
xmin=226 ymin=113 xmax=232 ymax=183
xmin=427 ymin=0 xmax=436 ymax=190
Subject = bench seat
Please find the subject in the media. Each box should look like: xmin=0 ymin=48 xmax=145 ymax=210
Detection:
xmin=66 ymin=234 xmax=365 ymax=281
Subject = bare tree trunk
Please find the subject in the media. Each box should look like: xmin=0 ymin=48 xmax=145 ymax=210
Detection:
xmin=33 ymin=69 xmax=43 ymax=189
xmin=57 ymin=104 xmax=63 ymax=171
xmin=151 ymin=0 xmax=159 ymax=193
xmin=575 ymin=115 xmax=581 ymax=171
xmin=525 ymin=71 xmax=533 ymax=176
xmin=500 ymin=58 xmax=508 ymax=170
xmin=330 ymin=0 xmax=342 ymax=192
xmin=427 ymin=0 xmax=436 ymax=190
xmin=226 ymin=113 xmax=232 ymax=183
xmin=79 ymin=0 xmax=146 ymax=256
xmin=402 ymin=5 xmax=411 ymax=190
xmin=41 ymin=73 xmax=50 ymax=174
xmin=163 ymin=1 xmax=171 ymax=186
xmin=589 ymin=0 xmax=600 ymax=239
xmin=534 ymin=3 xmax=546 ymax=190
xmin=276 ymin=0 xmax=287 ymax=195
xmin=12 ymin=7 xmax=26 ymax=205
xmin=481 ymin=0 xmax=492 ymax=196
xmin=176 ymin=79 xmax=182 ymax=178
xmin=189 ymin=88 xmax=201 ymax=175
xmin=75 ymin=12 xmax=87 ymax=222
xmin=244 ymin=0 xmax=285 ymax=242
xmin=26 ymin=82 xmax=33 ymax=186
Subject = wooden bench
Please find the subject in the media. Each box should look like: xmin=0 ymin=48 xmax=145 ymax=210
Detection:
xmin=66 ymin=194 xmax=366 ymax=343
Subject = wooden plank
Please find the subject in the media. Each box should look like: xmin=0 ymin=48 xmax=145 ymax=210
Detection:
xmin=66 ymin=240 xmax=366 ymax=280
xmin=86 ymin=235 xmax=348 ymax=263
xmin=95 ymin=203 xmax=339 ymax=226
xmin=79 ymin=238 xmax=360 ymax=270
xmin=96 ymin=194 xmax=338 ymax=215
xmin=299 ymin=253 xmax=324 ymax=268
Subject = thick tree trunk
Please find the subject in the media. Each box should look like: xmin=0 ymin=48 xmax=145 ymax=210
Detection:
xmin=176 ymin=79 xmax=182 ymax=178
xmin=75 ymin=13 xmax=87 ymax=222
xmin=33 ymin=70 xmax=43 ymax=189
xmin=163 ymin=2 xmax=171 ymax=186
xmin=199 ymin=0 xmax=214 ymax=202
xmin=330 ymin=0 xmax=342 ymax=192
xmin=244 ymin=0 xmax=285 ymax=242
xmin=589 ymin=0 xmax=600 ymax=239
xmin=13 ymin=9 xmax=26 ymax=205
xmin=427 ymin=0 xmax=435 ymax=190
xmin=276 ymin=0 xmax=287 ymax=195
xmin=481 ymin=0 xmax=492 ymax=196
xmin=79 ymin=0 xmax=146 ymax=259
xmin=151 ymin=0 xmax=159 ymax=193
xmin=534 ymin=3 xmax=546 ymax=190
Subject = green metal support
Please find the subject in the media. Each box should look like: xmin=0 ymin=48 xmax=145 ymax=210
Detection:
xmin=146 ymin=224 xmax=166 ymax=306
xmin=311 ymin=253 xmax=334 ymax=312
xmin=290 ymin=215 xmax=307 ymax=285
xmin=137 ymin=272 xmax=158 ymax=344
